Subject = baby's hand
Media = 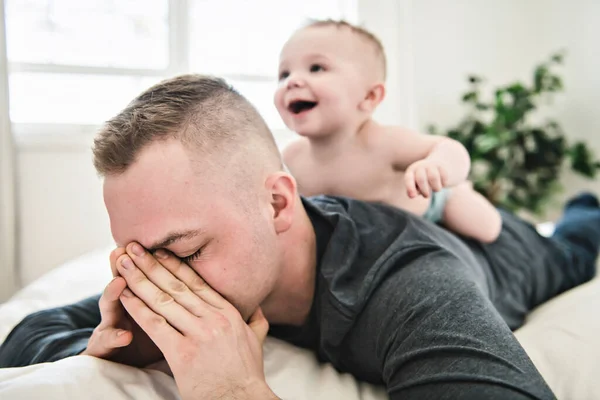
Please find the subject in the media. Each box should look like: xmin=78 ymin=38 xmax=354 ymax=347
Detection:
xmin=405 ymin=159 xmax=448 ymax=199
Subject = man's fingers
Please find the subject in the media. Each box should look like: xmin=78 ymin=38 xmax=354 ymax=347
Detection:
xmin=117 ymin=255 xmax=201 ymax=334
xmin=153 ymin=249 xmax=229 ymax=310
xmin=248 ymin=307 xmax=269 ymax=345
xmin=119 ymin=288 xmax=181 ymax=353
xmin=123 ymin=246 xmax=211 ymax=314
xmin=83 ymin=326 xmax=132 ymax=357
xmin=110 ymin=247 xmax=127 ymax=277
xmin=98 ymin=276 xmax=127 ymax=328
xmin=104 ymin=327 xmax=133 ymax=349
xmin=84 ymin=276 xmax=133 ymax=358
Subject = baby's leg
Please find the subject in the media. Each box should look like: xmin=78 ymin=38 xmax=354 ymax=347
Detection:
xmin=442 ymin=182 xmax=502 ymax=243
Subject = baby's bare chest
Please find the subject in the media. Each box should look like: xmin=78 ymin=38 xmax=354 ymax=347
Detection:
xmin=293 ymin=150 xmax=400 ymax=198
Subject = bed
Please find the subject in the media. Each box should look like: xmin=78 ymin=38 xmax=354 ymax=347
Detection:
xmin=0 ymin=240 xmax=599 ymax=399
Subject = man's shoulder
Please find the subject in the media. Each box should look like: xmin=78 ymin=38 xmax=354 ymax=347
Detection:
xmin=304 ymin=195 xmax=436 ymax=236
xmin=304 ymin=194 xmax=405 ymax=214
xmin=304 ymin=195 xmax=471 ymax=280
xmin=304 ymin=196 xmax=482 ymax=363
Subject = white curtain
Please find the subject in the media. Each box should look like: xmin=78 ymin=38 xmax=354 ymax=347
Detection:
xmin=0 ymin=0 xmax=17 ymax=301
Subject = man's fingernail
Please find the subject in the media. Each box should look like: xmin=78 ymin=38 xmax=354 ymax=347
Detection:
xmin=121 ymin=257 xmax=133 ymax=270
xmin=116 ymin=329 xmax=127 ymax=336
xmin=154 ymin=249 xmax=168 ymax=259
xmin=131 ymin=243 xmax=145 ymax=257
xmin=122 ymin=288 xmax=133 ymax=297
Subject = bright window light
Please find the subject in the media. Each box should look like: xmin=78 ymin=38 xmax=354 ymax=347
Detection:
xmin=5 ymin=0 xmax=357 ymax=130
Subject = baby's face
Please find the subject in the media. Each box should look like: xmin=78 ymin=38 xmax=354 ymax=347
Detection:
xmin=274 ymin=26 xmax=372 ymax=137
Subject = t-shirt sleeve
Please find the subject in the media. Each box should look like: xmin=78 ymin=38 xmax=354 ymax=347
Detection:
xmin=0 ymin=294 xmax=102 ymax=368
xmin=346 ymin=254 xmax=556 ymax=400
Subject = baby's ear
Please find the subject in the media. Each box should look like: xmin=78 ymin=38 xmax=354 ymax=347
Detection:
xmin=265 ymin=172 xmax=297 ymax=234
xmin=360 ymin=82 xmax=386 ymax=113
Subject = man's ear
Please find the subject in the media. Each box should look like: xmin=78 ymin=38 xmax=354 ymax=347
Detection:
xmin=359 ymin=82 xmax=386 ymax=113
xmin=265 ymin=172 xmax=297 ymax=234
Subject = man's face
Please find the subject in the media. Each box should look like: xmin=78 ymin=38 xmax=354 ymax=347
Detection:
xmin=103 ymin=139 xmax=281 ymax=320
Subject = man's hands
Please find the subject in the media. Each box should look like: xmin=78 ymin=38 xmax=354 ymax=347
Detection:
xmin=81 ymin=248 xmax=162 ymax=367
xmin=113 ymin=243 xmax=277 ymax=400
xmin=405 ymin=159 xmax=449 ymax=199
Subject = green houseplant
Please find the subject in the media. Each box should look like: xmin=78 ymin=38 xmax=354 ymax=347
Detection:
xmin=429 ymin=52 xmax=600 ymax=216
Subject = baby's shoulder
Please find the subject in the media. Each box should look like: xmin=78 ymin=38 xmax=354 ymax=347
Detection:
xmin=367 ymin=124 xmax=424 ymax=149
xmin=359 ymin=124 xmax=405 ymax=150
xmin=378 ymin=124 xmax=416 ymax=139
xmin=282 ymin=138 xmax=309 ymax=161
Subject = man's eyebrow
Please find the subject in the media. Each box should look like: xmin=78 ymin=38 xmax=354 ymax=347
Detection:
xmin=146 ymin=229 xmax=202 ymax=252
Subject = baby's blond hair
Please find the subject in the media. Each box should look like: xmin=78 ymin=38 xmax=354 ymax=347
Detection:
xmin=303 ymin=19 xmax=387 ymax=81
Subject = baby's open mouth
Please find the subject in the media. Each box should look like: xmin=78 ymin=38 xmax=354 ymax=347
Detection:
xmin=288 ymin=100 xmax=318 ymax=114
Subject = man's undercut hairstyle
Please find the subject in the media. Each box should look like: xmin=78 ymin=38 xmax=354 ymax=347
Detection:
xmin=304 ymin=19 xmax=387 ymax=81
xmin=93 ymin=74 xmax=281 ymax=177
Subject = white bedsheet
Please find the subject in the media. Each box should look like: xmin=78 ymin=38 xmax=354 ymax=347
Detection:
xmin=1 ymin=244 xmax=599 ymax=399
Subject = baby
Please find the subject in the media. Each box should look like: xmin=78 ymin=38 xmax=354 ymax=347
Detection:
xmin=274 ymin=20 xmax=502 ymax=242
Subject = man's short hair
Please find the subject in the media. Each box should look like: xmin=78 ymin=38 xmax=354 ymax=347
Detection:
xmin=304 ymin=19 xmax=387 ymax=81
xmin=93 ymin=74 xmax=281 ymax=177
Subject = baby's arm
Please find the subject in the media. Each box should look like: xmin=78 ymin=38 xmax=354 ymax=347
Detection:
xmin=387 ymin=127 xmax=471 ymax=197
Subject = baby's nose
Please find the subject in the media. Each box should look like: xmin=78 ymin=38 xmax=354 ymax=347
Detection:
xmin=286 ymin=74 xmax=305 ymax=89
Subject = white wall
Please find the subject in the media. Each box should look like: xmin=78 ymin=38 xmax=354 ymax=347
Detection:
xmin=0 ymin=0 xmax=17 ymax=301
xmin=408 ymin=0 xmax=600 ymax=218
xmin=540 ymin=0 xmax=600 ymax=214
xmin=16 ymin=136 xmax=112 ymax=286
xmin=9 ymin=0 xmax=600 ymax=288
xmin=359 ymin=0 xmax=416 ymax=127
xmin=411 ymin=0 xmax=549 ymax=128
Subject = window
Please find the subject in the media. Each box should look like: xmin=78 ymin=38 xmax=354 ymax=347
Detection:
xmin=5 ymin=0 xmax=357 ymax=141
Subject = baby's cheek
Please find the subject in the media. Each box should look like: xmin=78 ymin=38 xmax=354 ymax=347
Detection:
xmin=274 ymin=91 xmax=285 ymax=108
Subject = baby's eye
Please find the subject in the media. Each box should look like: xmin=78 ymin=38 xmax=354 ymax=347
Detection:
xmin=279 ymin=70 xmax=290 ymax=80
xmin=310 ymin=64 xmax=324 ymax=73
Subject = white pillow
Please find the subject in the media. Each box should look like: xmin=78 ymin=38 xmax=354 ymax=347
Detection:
xmin=0 ymin=344 xmax=387 ymax=400
xmin=0 ymin=356 xmax=180 ymax=400
xmin=515 ymin=276 xmax=600 ymax=400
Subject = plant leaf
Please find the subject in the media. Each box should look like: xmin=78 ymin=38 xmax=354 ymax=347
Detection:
xmin=462 ymin=91 xmax=478 ymax=103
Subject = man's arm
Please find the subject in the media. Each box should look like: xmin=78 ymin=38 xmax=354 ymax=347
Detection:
xmin=0 ymin=295 xmax=101 ymax=368
xmin=349 ymin=255 xmax=555 ymax=400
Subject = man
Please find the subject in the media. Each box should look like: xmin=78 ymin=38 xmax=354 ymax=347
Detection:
xmin=1 ymin=75 xmax=599 ymax=400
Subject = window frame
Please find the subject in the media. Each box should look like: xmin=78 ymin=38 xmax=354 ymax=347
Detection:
xmin=7 ymin=0 xmax=402 ymax=150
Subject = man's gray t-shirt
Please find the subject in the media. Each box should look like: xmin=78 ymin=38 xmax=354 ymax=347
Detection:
xmin=2 ymin=195 xmax=596 ymax=399
xmin=270 ymin=196 xmax=582 ymax=399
